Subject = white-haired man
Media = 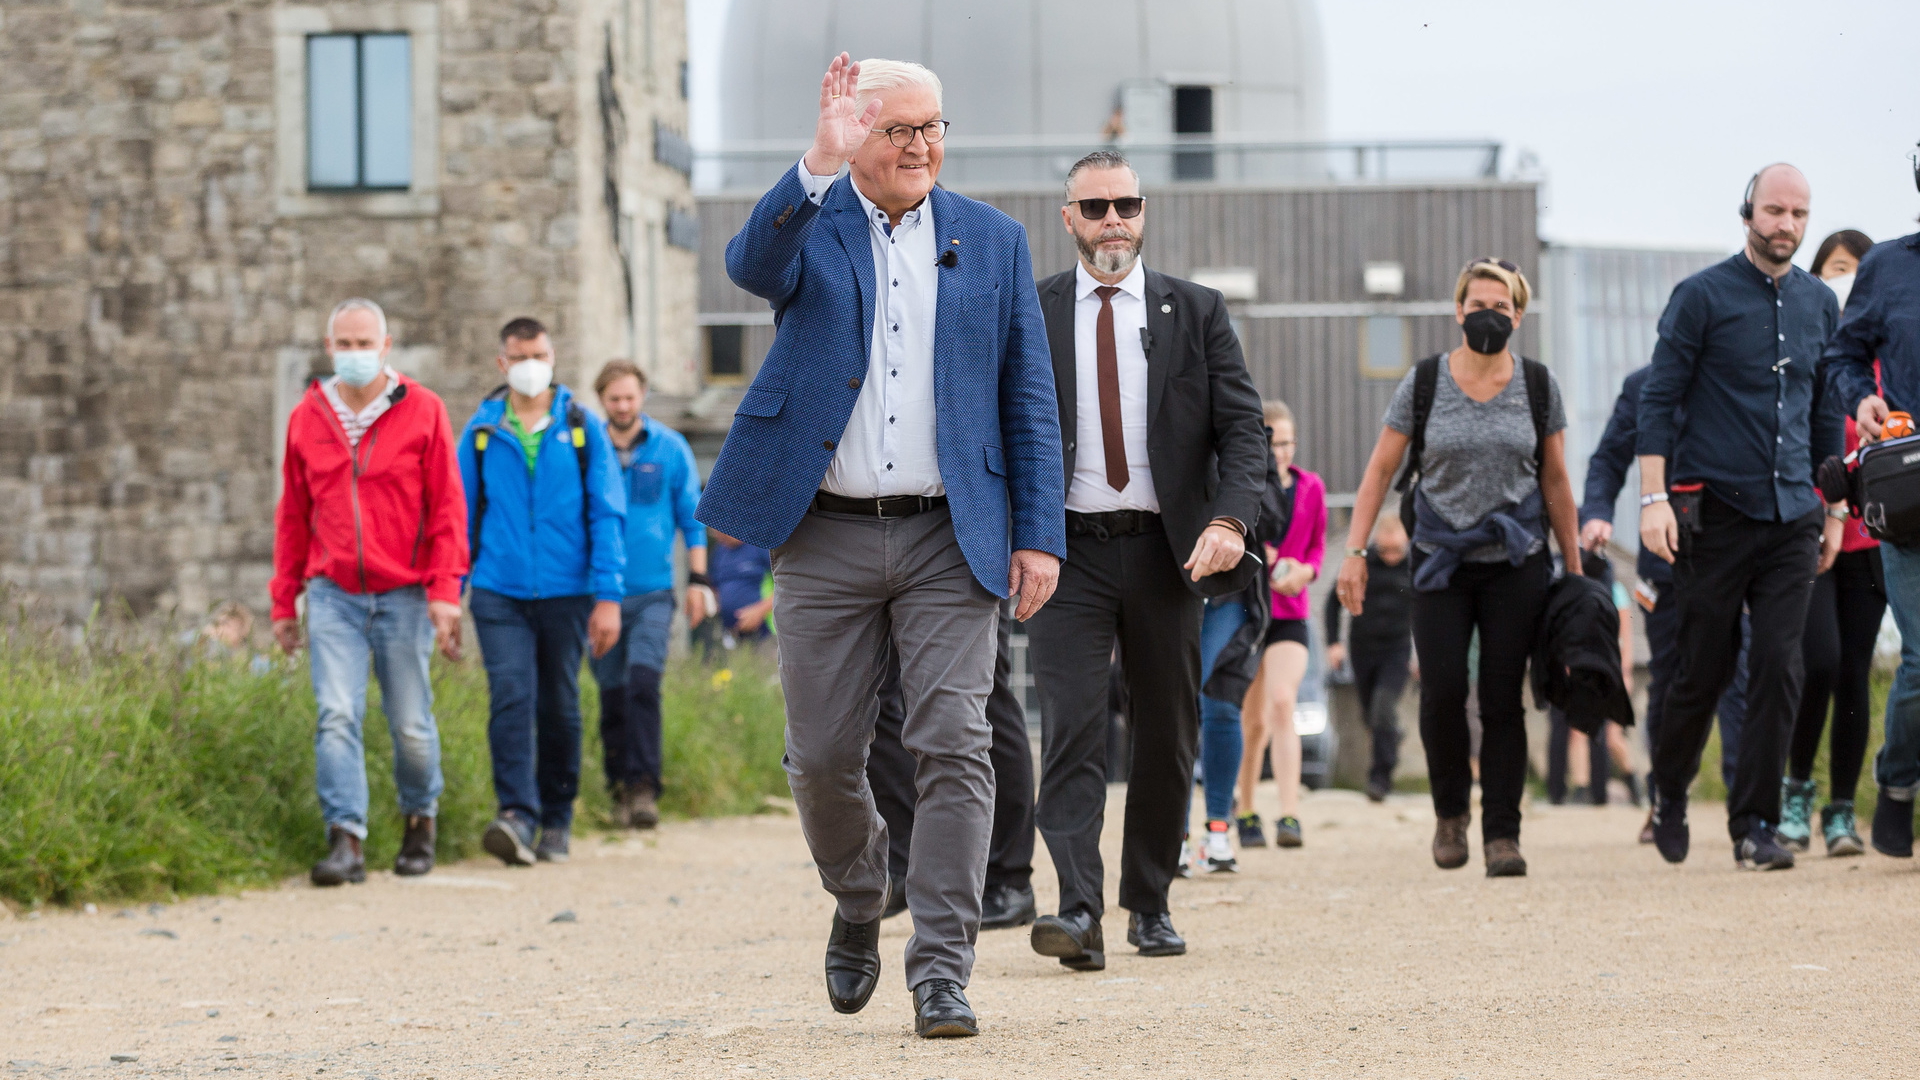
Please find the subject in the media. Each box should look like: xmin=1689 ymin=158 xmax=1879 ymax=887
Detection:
xmin=272 ymin=298 xmax=470 ymax=885
xmin=697 ymin=54 xmax=1064 ymax=1038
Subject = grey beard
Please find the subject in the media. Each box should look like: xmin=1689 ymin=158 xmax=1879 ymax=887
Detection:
xmin=1077 ymin=231 xmax=1143 ymax=277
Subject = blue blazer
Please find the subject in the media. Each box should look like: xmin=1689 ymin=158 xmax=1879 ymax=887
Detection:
xmin=695 ymin=165 xmax=1066 ymax=597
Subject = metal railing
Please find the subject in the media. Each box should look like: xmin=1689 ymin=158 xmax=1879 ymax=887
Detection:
xmin=695 ymin=136 xmax=1502 ymax=193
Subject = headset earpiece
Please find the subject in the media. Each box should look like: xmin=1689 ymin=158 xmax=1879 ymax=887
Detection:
xmin=1739 ymin=171 xmax=1759 ymax=220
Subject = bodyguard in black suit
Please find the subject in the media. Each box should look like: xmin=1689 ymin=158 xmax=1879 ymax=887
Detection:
xmin=1026 ymin=151 xmax=1268 ymax=970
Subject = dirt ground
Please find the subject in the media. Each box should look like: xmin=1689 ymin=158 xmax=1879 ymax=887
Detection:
xmin=4 ymin=785 xmax=1916 ymax=1079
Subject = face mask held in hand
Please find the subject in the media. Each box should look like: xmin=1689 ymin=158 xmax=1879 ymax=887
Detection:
xmin=1462 ymin=308 xmax=1514 ymax=355
xmin=332 ymin=349 xmax=384 ymax=388
xmin=506 ymin=359 xmax=554 ymax=398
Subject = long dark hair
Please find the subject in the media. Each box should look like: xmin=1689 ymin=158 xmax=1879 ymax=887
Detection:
xmin=1810 ymin=230 xmax=1873 ymax=277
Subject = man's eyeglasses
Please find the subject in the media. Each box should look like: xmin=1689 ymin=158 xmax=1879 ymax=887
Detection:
xmin=1469 ymin=257 xmax=1520 ymax=273
xmin=1069 ymin=197 xmax=1145 ymax=220
xmin=872 ymin=120 xmax=950 ymax=148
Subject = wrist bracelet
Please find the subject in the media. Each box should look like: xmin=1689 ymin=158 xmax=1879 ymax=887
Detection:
xmin=1826 ymin=506 xmax=1849 ymax=521
xmin=687 ymin=571 xmax=712 ymax=588
xmin=1346 ymin=547 xmax=1367 ymax=559
xmin=1639 ymin=492 xmax=1669 ymax=507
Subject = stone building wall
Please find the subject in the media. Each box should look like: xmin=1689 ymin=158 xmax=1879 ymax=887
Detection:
xmin=0 ymin=0 xmax=694 ymax=623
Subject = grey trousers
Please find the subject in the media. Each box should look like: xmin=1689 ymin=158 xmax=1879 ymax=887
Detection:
xmin=770 ymin=506 xmax=1000 ymax=989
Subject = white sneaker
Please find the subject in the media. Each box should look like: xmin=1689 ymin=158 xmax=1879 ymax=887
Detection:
xmin=1204 ymin=821 xmax=1238 ymax=873
xmin=1176 ymin=840 xmax=1194 ymax=878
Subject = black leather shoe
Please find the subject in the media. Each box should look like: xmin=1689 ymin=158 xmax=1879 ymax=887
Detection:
xmin=393 ymin=815 xmax=435 ymax=877
xmin=1872 ymin=794 xmax=1915 ymax=858
xmin=1652 ymin=790 xmax=1690 ymax=864
xmin=311 ymin=826 xmax=365 ymax=886
xmin=824 ymin=891 xmax=884 ymax=1014
xmin=1029 ymin=909 xmax=1104 ymax=971
xmin=913 ymin=978 xmax=978 ymax=1038
xmin=882 ymin=874 xmax=909 ymax=920
xmin=1127 ymin=911 xmax=1186 ymax=957
xmin=980 ymin=883 xmax=1036 ymax=930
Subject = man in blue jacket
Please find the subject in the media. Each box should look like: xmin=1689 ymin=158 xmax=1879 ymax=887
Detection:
xmin=696 ymin=55 xmax=1064 ymax=1038
xmin=460 ymin=317 xmax=627 ymax=866
xmin=1824 ymin=149 xmax=1920 ymax=855
xmin=589 ymin=359 xmax=707 ymax=830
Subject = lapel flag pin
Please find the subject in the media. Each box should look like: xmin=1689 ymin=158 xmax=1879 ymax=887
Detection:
xmin=1162 ymin=304 xmax=1172 ymax=313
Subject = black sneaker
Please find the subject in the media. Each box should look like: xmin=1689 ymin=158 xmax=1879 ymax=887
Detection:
xmin=535 ymin=824 xmax=571 ymax=863
xmin=1871 ymin=794 xmax=1915 ymax=858
xmin=1272 ymin=815 xmax=1303 ymax=848
xmin=1651 ymin=791 xmax=1689 ymax=864
xmin=1734 ymin=824 xmax=1795 ymax=871
xmin=1235 ymin=813 xmax=1267 ymax=848
xmin=483 ymin=812 xmax=537 ymax=867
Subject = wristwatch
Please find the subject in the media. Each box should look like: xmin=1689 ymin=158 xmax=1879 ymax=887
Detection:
xmin=1826 ymin=506 xmax=1850 ymax=521
xmin=1639 ymin=492 xmax=1669 ymax=507
xmin=1345 ymin=547 xmax=1367 ymax=559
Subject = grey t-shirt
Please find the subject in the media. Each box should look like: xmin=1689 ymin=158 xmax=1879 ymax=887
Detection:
xmin=1384 ymin=356 xmax=1566 ymax=562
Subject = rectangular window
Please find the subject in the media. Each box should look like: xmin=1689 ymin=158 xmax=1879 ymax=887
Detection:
xmin=1359 ymin=315 xmax=1409 ymax=379
xmin=1172 ymin=85 xmax=1214 ymax=181
xmin=307 ymin=32 xmax=412 ymax=191
xmin=707 ymin=326 xmax=744 ymax=382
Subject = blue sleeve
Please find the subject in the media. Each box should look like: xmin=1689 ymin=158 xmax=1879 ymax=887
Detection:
xmin=671 ymin=435 xmax=707 ymax=549
xmin=1823 ymin=248 xmax=1891 ymax=414
xmin=584 ymin=416 xmax=627 ymax=602
xmin=1636 ymin=280 xmax=1708 ymax=460
xmin=998 ymin=225 xmax=1068 ymax=558
xmin=724 ymin=164 xmax=827 ymax=306
xmin=1810 ymin=293 xmax=1846 ymax=469
xmin=1581 ymin=373 xmax=1641 ymax=523
xmin=456 ymin=415 xmax=481 ymax=591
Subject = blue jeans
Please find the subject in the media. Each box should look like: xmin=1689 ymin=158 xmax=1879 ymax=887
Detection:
xmin=471 ymin=588 xmax=593 ymax=829
xmin=587 ymin=590 xmax=675 ymax=790
xmin=1875 ymin=542 xmax=1920 ymax=799
xmin=307 ymin=579 xmax=443 ymax=839
xmin=1197 ymin=597 xmax=1248 ymax=821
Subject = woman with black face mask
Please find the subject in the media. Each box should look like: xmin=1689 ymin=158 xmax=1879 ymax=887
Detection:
xmin=1335 ymin=259 xmax=1582 ymax=878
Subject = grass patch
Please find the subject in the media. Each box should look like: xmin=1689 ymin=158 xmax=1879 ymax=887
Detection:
xmin=0 ymin=623 xmax=788 ymax=908
xmin=1691 ymin=670 xmax=1892 ymax=825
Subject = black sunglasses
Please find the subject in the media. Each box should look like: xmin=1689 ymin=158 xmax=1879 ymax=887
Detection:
xmin=1469 ymin=257 xmax=1520 ymax=273
xmin=1069 ymin=197 xmax=1145 ymax=220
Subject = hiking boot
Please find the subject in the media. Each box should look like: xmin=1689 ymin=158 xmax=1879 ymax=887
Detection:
xmin=536 ymin=824 xmax=571 ymax=863
xmin=1871 ymin=794 xmax=1915 ymax=858
xmin=1203 ymin=820 xmax=1237 ymax=873
xmin=1235 ymin=813 xmax=1267 ymax=848
xmin=626 ymin=780 xmax=660 ymax=829
xmin=393 ymin=815 xmax=435 ymax=877
xmin=1820 ymin=802 xmax=1864 ymax=857
xmin=311 ymin=826 xmax=366 ymax=886
xmin=606 ymin=783 xmax=633 ymax=829
xmin=1778 ymin=778 xmax=1816 ymax=853
xmin=1272 ymin=815 xmax=1303 ymax=848
xmin=1735 ymin=824 xmax=1796 ymax=870
xmin=1484 ymin=837 xmax=1527 ymax=877
xmin=483 ymin=811 xmax=538 ymax=867
xmin=1432 ymin=813 xmax=1470 ymax=870
xmin=1652 ymin=791 xmax=1689 ymax=864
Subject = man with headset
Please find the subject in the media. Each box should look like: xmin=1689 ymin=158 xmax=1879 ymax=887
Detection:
xmin=1636 ymin=164 xmax=1846 ymax=870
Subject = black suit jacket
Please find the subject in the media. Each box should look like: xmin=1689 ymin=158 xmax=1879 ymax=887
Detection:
xmin=1037 ymin=266 xmax=1269 ymax=597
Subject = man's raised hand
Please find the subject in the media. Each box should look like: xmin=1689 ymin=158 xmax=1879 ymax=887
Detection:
xmin=804 ymin=53 xmax=883 ymax=177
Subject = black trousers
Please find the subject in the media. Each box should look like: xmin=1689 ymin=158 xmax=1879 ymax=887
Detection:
xmin=1546 ymin=707 xmax=1611 ymax=805
xmin=866 ymin=604 xmax=1034 ymax=890
xmin=1656 ymin=495 xmax=1821 ymax=841
xmin=1352 ymin=640 xmax=1411 ymax=791
xmin=1410 ymin=549 xmax=1551 ymax=842
xmin=1644 ymin=583 xmax=1748 ymax=790
xmin=1787 ymin=549 xmax=1885 ymax=802
xmin=1029 ymin=527 xmax=1201 ymax=918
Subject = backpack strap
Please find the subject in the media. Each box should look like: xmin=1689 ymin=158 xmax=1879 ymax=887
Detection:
xmin=467 ymin=424 xmax=496 ymax=566
xmin=1394 ymin=354 xmax=1444 ymax=496
xmin=567 ymin=401 xmax=593 ymax=557
xmin=1521 ymin=357 xmax=1551 ymax=472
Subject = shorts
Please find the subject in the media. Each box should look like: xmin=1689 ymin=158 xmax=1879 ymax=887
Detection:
xmin=1263 ymin=618 xmax=1310 ymax=649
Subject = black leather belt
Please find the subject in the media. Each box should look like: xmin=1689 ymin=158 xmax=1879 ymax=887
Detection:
xmin=811 ymin=490 xmax=949 ymax=519
xmin=1066 ymin=508 xmax=1161 ymax=539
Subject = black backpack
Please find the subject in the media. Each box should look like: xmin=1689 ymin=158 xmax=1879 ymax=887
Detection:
xmin=467 ymin=386 xmax=595 ymax=564
xmin=1853 ymin=432 xmax=1920 ymax=545
xmin=1394 ymin=353 xmax=1552 ymax=536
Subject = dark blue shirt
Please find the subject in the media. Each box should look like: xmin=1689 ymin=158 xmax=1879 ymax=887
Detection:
xmin=1636 ymin=252 xmax=1842 ymax=522
xmin=1580 ymin=365 xmax=1671 ymax=584
xmin=1825 ymin=232 xmax=1920 ymax=417
xmin=708 ymin=539 xmax=771 ymax=636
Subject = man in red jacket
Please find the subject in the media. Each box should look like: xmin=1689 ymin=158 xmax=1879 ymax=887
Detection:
xmin=271 ymin=298 xmax=469 ymax=886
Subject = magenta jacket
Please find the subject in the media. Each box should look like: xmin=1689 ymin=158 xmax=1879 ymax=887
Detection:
xmin=1265 ymin=466 xmax=1327 ymax=623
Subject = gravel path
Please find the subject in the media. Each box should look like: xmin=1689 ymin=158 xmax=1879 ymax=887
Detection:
xmin=3 ymin=787 xmax=1913 ymax=1078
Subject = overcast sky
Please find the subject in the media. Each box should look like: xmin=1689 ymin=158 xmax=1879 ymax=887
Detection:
xmin=690 ymin=1 xmax=1920 ymax=261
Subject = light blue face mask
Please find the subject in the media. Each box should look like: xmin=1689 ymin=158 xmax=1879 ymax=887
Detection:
xmin=332 ymin=349 xmax=383 ymax=388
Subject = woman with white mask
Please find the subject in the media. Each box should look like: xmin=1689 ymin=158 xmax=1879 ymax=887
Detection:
xmin=1813 ymin=229 xmax=1871 ymax=311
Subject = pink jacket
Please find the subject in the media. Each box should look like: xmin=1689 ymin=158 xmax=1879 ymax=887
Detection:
xmin=1266 ymin=467 xmax=1327 ymax=622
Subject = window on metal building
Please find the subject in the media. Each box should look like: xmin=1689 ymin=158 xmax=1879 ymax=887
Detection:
xmin=707 ymin=325 xmax=745 ymax=383
xmin=1172 ymin=86 xmax=1214 ymax=181
xmin=307 ymin=33 xmax=412 ymax=190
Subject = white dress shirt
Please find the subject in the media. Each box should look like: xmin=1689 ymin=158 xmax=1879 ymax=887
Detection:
xmin=797 ymin=160 xmax=943 ymax=498
xmin=1067 ymin=260 xmax=1158 ymax=513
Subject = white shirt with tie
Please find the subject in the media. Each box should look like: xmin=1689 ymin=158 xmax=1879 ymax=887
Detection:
xmin=797 ymin=160 xmax=943 ymax=498
xmin=1067 ymin=260 xmax=1159 ymax=513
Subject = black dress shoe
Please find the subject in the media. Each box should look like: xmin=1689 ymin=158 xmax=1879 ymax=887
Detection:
xmin=1127 ymin=911 xmax=1186 ymax=957
xmin=824 ymin=892 xmax=884 ymax=1014
xmin=912 ymin=978 xmax=977 ymax=1038
xmin=1029 ymin=909 xmax=1104 ymax=971
xmin=311 ymin=826 xmax=365 ymax=886
xmin=980 ymin=883 xmax=1036 ymax=930
xmin=882 ymin=874 xmax=909 ymax=920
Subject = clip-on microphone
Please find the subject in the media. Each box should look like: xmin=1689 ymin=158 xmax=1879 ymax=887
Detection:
xmin=938 ymin=249 xmax=958 ymax=268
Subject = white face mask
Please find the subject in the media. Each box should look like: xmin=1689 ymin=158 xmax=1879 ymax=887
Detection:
xmin=332 ymin=349 xmax=384 ymax=388
xmin=506 ymin=359 xmax=554 ymax=398
xmin=1827 ymin=271 xmax=1856 ymax=311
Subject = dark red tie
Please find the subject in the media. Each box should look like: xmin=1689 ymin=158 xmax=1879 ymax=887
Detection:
xmin=1094 ymin=285 xmax=1128 ymax=492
